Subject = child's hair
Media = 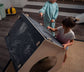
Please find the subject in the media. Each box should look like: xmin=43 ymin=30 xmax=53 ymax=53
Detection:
xmin=62 ymin=17 xmax=77 ymax=28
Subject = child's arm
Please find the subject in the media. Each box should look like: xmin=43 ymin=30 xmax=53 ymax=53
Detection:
xmin=63 ymin=40 xmax=74 ymax=49
xmin=51 ymin=19 xmax=55 ymax=23
xmin=39 ymin=1 xmax=48 ymax=16
xmin=47 ymin=26 xmax=57 ymax=32
xmin=40 ymin=13 xmax=43 ymax=17
xmin=52 ymin=4 xmax=59 ymax=22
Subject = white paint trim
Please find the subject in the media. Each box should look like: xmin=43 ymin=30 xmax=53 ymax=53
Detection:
xmin=26 ymin=1 xmax=84 ymax=9
xmin=26 ymin=1 xmax=45 ymax=6
xmin=23 ymin=8 xmax=80 ymax=17
xmin=23 ymin=8 xmax=39 ymax=13
xmin=59 ymin=12 xmax=80 ymax=17
xmin=58 ymin=4 xmax=84 ymax=9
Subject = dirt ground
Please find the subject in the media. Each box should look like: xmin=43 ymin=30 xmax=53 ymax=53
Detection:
xmin=58 ymin=41 xmax=84 ymax=72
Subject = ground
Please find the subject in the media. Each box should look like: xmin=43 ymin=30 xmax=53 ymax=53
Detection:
xmin=0 ymin=6 xmax=84 ymax=72
xmin=0 ymin=8 xmax=22 ymax=72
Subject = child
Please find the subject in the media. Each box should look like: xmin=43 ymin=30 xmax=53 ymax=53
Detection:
xmin=39 ymin=0 xmax=59 ymax=36
xmin=47 ymin=17 xmax=77 ymax=63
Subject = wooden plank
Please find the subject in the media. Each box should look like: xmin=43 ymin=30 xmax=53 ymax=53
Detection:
xmin=0 ymin=28 xmax=10 ymax=32
xmin=0 ymin=31 xmax=8 ymax=37
xmin=0 ymin=23 xmax=13 ymax=28
xmin=0 ymin=46 xmax=9 ymax=57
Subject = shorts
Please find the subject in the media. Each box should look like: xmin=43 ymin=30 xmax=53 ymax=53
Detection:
xmin=66 ymin=47 xmax=69 ymax=50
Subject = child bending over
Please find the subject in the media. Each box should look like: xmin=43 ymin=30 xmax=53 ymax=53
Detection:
xmin=47 ymin=17 xmax=78 ymax=63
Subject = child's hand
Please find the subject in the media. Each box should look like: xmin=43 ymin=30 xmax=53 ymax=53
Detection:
xmin=76 ymin=18 xmax=80 ymax=21
xmin=62 ymin=44 xmax=68 ymax=50
xmin=47 ymin=26 xmax=51 ymax=29
xmin=51 ymin=19 xmax=54 ymax=22
xmin=40 ymin=13 xmax=43 ymax=17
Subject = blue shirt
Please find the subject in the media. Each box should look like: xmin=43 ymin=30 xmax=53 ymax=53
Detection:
xmin=39 ymin=1 xmax=59 ymax=23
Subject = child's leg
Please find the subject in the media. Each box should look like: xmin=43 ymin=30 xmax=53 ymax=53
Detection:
xmin=50 ymin=22 xmax=55 ymax=36
xmin=44 ymin=19 xmax=50 ymax=28
xmin=44 ymin=18 xmax=55 ymax=36
xmin=63 ymin=50 xmax=67 ymax=63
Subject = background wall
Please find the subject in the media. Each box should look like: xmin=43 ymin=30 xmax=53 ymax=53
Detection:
xmin=10 ymin=0 xmax=27 ymax=8
xmin=0 ymin=0 xmax=28 ymax=8
xmin=0 ymin=0 xmax=12 ymax=9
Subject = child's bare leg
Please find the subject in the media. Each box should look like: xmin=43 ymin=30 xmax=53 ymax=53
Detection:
xmin=63 ymin=51 xmax=67 ymax=63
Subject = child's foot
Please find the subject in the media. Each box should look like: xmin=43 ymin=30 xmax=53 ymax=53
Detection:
xmin=62 ymin=60 xmax=66 ymax=65
xmin=62 ymin=62 xmax=65 ymax=65
xmin=40 ymin=23 xmax=43 ymax=26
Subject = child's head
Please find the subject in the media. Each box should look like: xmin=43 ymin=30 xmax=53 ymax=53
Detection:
xmin=49 ymin=0 xmax=57 ymax=3
xmin=62 ymin=17 xmax=77 ymax=29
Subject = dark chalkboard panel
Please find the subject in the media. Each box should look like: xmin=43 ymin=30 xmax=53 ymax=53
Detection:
xmin=5 ymin=13 xmax=62 ymax=71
